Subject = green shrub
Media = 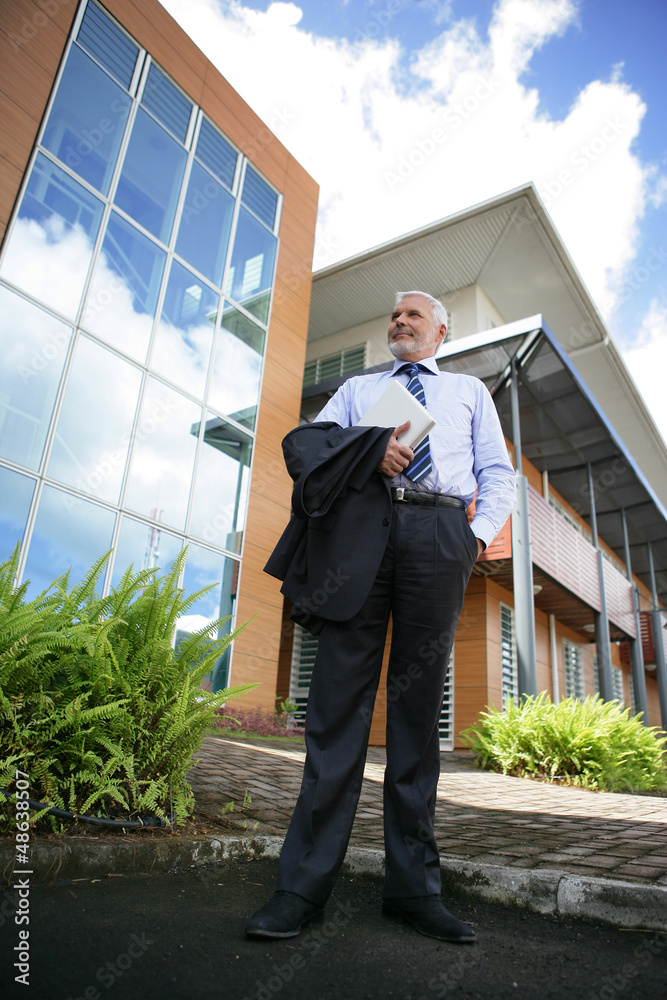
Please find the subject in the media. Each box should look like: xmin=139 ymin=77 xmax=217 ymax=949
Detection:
xmin=0 ymin=546 xmax=257 ymax=829
xmin=461 ymin=692 xmax=667 ymax=793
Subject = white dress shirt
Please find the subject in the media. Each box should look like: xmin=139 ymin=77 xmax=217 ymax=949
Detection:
xmin=316 ymin=356 xmax=516 ymax=548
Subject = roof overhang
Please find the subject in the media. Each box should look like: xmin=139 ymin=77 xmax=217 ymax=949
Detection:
xmin=308 ymin=184 xmax=605 ymax=346
xmin=306 ymin=183 xmax=667 ymax=507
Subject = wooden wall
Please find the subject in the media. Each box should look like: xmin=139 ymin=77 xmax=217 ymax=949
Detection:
xmin=0 ymin=0 xmax=77 ymax=241
xmin=0 ymin=0 xmax=319 ymax=710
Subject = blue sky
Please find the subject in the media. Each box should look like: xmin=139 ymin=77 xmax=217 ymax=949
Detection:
xmin=159 ymin=0 xmax=667 ymax=441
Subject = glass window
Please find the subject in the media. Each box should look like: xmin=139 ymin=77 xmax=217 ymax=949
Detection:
xmin=141 ymin=62 xmax=192 ymax=143
xmin=208 ymin=303 xmax=265 ymax=430
xmin=175 ymin=161 xmax=235 ymax=286
xmin=0 ymin=288 xmax=72 ymax=471
xmin=0 ymin=153 xmax=104 ymax=320
xmin=124 ymin=379 xmax=200 ymax=530
xmin=47 ymin=336 xmax=141 ymax=504
xmin=224 ymin=207 xmax=276 ymax=324
xmin=110 ymin=514 xmax=183 ymax=587
xmin=188 ymin=414 xmax=252 ymax=554
xmin=22 ymin=483 xmax=116 ymax=596
xmin=563 ymin=639 xmax=585 ymax=702
xmin=114 ymin=108 xmax=187 ymax=244
xmin=77 ymin=1 xmax=139 ymax=90
xmin=0 ymin=466 xmax=35 ymax=563
xmin=242 ymin=165 xmax=278 ymax=230
xmin=196 ymin=118 xmax=237 ymax=190
xmin=42 ymin=44 xmax=132 ymax=196
xmin=500 ymin=603 xmax=517 ymax=709
xmin=83 ymin=212 xmax=166 ymax=362
xmin=182 ymin=543 xmax=238 ymax=622
xmin=151 ymin=260 xmax=218 ymax=399
xmin=180 ymin=542 xmax=239 ymax=691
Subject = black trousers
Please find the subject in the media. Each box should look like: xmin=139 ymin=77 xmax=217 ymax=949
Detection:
xmin=276 ymin=501 xmax=478 ymax=907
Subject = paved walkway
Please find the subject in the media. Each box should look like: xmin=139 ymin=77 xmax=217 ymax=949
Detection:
xmin=190 ymin=736 xmax=667 ymax=887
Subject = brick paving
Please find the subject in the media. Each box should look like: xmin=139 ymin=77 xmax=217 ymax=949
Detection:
xmin=189 ymin=736 xmax=667 ymax=887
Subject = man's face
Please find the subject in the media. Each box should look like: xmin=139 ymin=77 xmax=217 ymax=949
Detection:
xmin=387 ymin=295 xmax=447 ymax=362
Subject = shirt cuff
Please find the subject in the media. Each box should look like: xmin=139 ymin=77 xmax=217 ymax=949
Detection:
xmin=470 ymin=514 xmax=498 ymax=551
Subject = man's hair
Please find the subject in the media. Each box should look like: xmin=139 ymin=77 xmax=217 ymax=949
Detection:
xmin=394 ymin=291 xmax=448 ymax=333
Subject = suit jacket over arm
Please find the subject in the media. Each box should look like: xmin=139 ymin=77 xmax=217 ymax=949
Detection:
xmin=264 ymin=421 xmax=394 ymax=633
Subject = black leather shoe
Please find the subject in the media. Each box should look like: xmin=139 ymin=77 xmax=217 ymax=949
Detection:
xmin=245 ymin=891 xmax=324 ymax=939
xmin=382 ymin=895 xmax=476 ymax=943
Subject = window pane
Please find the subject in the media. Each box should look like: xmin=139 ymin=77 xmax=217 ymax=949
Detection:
xmin=152 ymin=260 xmax=218 ymax=399
xmin=42 ymin=45 xmax=132 ymax=196
xmin=181 ymin=542 xmax=239 ymax=691
xmin=224 ymin=207 xmax=276 ymax=324
xmin=0 ymin=288 xmax=72 ymax=470
xmin=0 ymin=466 xmax=35 ymax=562
xmin=142 ymin=62 xmax=192 ymax=143
xmin=47 ymin=337 xmax=141 ymax=504
xmin=0 ymin=153 xmax=104 ymax=319
xmin=124 ymin=379 xmax=200 ymax=530
xmin=175 ymin=161 xmax=234 ymax=286
xmin=188 ymin=414 xmax=252 ymax=554
xmin=77 ymin=1 xmax=139 ymax=89
xmin=208 ymin=303 xmax=265 ymax=430
xmin=196 ymin=118 xmax=237 ymax=190
xmin=22 ymin=483 xmax=115 ymax=596
xmin=114 ymin=108 xmax=187 ymax=243
xmin=83 ymin=212 xmax=166 ymax=362
xmin=111 ymin=514 xmax=183 ymax=587
xmin=242 ymin=165 xmax=278 ymax=230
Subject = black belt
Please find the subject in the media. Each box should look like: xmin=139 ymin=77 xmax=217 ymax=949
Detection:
xmin=391 ymin=487 xmax=465 ymax=509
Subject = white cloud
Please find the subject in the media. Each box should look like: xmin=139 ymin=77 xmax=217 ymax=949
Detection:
xmin=158 ymin=0 xmax=659 ymax=318
xmin=622 ymin=299 xmax=667 ymax=446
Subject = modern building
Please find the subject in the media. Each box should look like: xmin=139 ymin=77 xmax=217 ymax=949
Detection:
xmin=0 ymin=0 xmax=317 ymax=696
xmin=2 ymin=3 xmax=666 ymax=747
xmin=283 ymin=186 xmax=667 ymax=745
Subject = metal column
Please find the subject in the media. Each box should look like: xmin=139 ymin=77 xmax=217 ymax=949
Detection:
xmin=587 ymin=463 xmax=613 ymax=702
xmin=509 ymin=357 xmax=537 ymax=698
xmin=620 ymin=508 xmax=648 ymax=723
xmin=647 ymin=543 xmax=667 ymax=730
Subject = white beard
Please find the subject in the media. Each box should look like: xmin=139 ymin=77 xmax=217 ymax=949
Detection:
xmin=388 ymin=331 xmax=433 ymax=358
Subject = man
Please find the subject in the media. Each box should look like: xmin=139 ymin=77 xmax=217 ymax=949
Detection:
xmin=246 ymin=291 xmax=516 ymax=943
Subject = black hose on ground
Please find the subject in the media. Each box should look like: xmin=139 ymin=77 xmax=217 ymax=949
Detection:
xmin=1 ymin=788 xmax=166 ymax=827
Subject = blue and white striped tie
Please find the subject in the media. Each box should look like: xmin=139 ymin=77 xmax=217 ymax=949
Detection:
xmin=399 ymin=363 xmax=432 ymax=483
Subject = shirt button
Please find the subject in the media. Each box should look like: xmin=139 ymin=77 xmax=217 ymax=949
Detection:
xmin=382 ymin=517 xmax=390 ymax=526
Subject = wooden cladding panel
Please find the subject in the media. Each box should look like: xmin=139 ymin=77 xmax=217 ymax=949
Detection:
xmin=0 ymin=15 xmax=65 ymax=167
xmin=529 ymin=485 xmax=601 ymax=613
xmin=602 ymin=557 xmax=635 ymax=637
xmin=0 ymin=93 xmax=41 ymax=173
xmin=260 ymin=358 xmax=306 ymax=416
xmin=0 ymin=158 xmax=22 ymax=243
xmin=248 ymin=440 xmax=292 ymax=509
xmin=242 ymin=491 xmax=291 ymax=557
xmin=238 ymin=539 xmax=285 ymax=608
xmin=1 ymin=0 xmax=71 ymax=74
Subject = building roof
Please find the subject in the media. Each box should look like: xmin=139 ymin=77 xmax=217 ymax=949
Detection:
xmin=307 ymin=184 xmax=667 ymax=507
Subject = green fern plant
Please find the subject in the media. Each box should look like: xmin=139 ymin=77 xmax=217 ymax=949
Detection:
xmin=461 ymin=691 xmax=667 ymax=793
xmin=0 ymin=545 xmax=257 ymax=829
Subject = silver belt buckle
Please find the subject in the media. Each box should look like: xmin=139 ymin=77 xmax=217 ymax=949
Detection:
xmin=394 ymin=487 xmax=405 ymax=502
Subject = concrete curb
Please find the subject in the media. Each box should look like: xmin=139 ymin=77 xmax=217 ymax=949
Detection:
xmin=3 ymin=835 xmax=666 ymax=932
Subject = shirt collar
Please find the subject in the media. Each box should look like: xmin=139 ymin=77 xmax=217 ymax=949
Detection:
xmin=391 ymin=356 xmax=440 ymax=376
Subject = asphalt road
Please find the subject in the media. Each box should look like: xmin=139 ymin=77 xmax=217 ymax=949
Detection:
xmin=1 ymin=857 xmax=665 ymax=1000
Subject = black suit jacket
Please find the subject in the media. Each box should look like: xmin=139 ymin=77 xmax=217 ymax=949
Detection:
xmin=264 ymin=421 xmax=394 ymax=633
